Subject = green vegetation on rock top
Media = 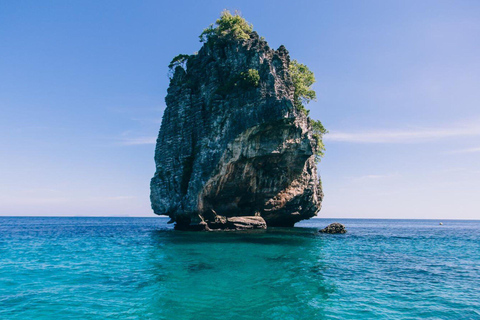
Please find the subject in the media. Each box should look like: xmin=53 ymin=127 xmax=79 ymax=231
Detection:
xmin=199 ymin=10 xmax=253 ymax=43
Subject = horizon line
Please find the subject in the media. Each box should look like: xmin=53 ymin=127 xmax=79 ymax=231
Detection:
xmin=0 ymin=215 xmax=478 ymax=221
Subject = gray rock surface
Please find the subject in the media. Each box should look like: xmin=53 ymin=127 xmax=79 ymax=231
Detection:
xmin=319 ymin=223 xmax=347 ymax=234
xmin=150 ymin=31 xmax=323 ymax=230
xmin=217 ymin=216 xmax=267 ymax=231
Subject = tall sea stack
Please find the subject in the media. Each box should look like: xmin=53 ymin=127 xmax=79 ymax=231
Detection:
xmin=150 ymin=12 xmax=324 ymax=230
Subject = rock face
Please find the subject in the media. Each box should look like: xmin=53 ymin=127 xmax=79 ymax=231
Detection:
xmin=319 ymin=223 xmax=347 ymax=234
xmin=150 ymin=31 xmax=323 ymax=230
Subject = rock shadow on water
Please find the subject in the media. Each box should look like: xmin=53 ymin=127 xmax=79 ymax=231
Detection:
xmin=187 ymin=262 xmax=215 ymax=273
xmin=149 ymin=226 xmax=319 ymax=246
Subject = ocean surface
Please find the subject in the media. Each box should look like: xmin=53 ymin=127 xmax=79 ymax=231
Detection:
xmin=1 ymin=217 xmax=479 ymax=319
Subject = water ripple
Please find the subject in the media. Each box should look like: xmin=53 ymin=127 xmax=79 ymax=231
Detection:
xmin=0 ymin=217 xmax=479 ymax=319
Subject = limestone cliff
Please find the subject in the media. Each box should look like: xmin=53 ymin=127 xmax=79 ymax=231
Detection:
xmin=150 ymin=21 xmax=323 ymax=230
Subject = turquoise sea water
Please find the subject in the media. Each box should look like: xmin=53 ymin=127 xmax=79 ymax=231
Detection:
xmin=1 ymin=217 xmax=479 ymax=319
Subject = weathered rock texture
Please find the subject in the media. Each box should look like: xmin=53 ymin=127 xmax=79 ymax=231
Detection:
xmin=150 ymin=32 xmax=323 ymax=230
xmin=319 ymin=223 xmax=347 ymax=234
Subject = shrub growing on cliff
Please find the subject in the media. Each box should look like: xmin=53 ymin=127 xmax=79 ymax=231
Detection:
xmin=289 ymin=60 xmax=327 ymax=162
xmin=168 ymin=54 xmax=190 ymax=70
xmin=215 ymin=69 xmax=260 ymax=95
xmin=240 ymin=69 xmax=260 ymax=87
xmin=311 ymin=119 xmax=327 ymax=162
xmin=290 ymin=60 xmax=317 ymax=115
xmin=199 ymin=10 xmax=253 ymax=42
xmin=168 ymin=54 xmax=191 ymax=79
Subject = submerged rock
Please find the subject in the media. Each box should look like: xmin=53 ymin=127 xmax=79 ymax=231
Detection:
xmin=319 ymin=223 xmax=347 ymax=234
xmin=150 ymin=15 xmax=323 ymax=230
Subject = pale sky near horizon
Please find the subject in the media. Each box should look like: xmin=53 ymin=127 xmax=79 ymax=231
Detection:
xmin=1 ymin=0 xmax=479 ymax=219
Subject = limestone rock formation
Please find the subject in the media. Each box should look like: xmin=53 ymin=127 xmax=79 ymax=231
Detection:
xmin=150 ymin=19 xmax=323 ymax=230
xmin=319 ymin=223 xmax=347 ymax=234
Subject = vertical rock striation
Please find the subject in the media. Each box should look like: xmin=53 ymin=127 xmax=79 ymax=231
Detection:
xmin=150 ymin=31 xmax=323 ymax=230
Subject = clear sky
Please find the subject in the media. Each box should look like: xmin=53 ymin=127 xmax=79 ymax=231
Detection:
xmin=1 ymin=0 xmax=479 ymax=219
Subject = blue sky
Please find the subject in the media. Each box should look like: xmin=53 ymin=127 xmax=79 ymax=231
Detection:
xmin=1 ymin=0 xmax=479 ymax=219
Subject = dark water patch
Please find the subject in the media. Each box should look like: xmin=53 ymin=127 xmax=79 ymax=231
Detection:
xmin=187 ymin=262 xmax=215 ymax=273
xmin=149 ymin=228 xmax=316 ymax=246
xmin=263 ymin=254 xmax=293 ymax=262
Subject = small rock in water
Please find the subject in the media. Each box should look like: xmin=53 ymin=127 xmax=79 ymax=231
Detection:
xmin=319 ymin=223 xmax=347 ymax=234
xmin=439 ymin=222 xmax=443 ymax=225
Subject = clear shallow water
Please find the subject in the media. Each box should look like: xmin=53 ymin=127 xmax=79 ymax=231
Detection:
xmin=1 ymin=217 xmax=479 ymax=319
